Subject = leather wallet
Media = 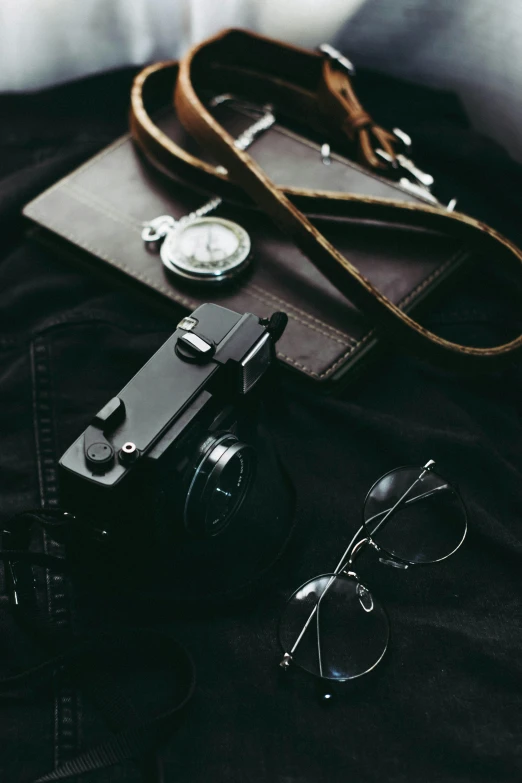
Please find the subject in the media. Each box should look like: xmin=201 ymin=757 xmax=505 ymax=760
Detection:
xmin=23 ymin=97 xmax=468 ymax=389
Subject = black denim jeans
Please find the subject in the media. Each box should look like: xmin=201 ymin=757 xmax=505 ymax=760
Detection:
xmin=1 ymin=68 xmax=522 ymax=783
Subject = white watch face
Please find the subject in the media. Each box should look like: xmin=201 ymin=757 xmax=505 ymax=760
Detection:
xmin=160 ymin=217 xmax=251 ymax=282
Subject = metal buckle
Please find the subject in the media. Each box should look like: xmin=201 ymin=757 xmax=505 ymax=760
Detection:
xmin=375 ymin=147 xmax=434 ymax=189
xmin=376 ymin=131 xmax=457 ymax=211
xmin=317 ymin=43 xmax=356 ymax=76
xmin=393 ymin=127 xmax=412 ymax=150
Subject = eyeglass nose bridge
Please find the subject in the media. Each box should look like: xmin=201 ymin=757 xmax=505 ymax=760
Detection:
xmin=347 ymin=536 xmax=371 ymax=565
xmin=346 ymin=533 xmax=410 ymax=572
xmin=378 ymin=553 xmax=409 ymax=570
xmin=346 ymin=520 xmax=414 ymax=570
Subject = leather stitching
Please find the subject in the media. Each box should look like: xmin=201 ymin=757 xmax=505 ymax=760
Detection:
xmin=26 ymin=211 xmax=199 ymax=310
xmin=242 ymin=287 xmax=355 ymax=346
xmin=63 ymin=184 xmax=357 ymax=346
xmin=278 ymin=330 xmax=374 ymax=377
xmin=245 ymin=283 xmax=358 ymax=344
xmin=26 ymin=122 xmax=448 ymax=358
xmin=24 ymin=124 xmax=473 ymax=378
xmin=26 ymin=121 xmax=407 ymax=346
xmin=35 ymin=201 xmax=354 ymax=360
xmin=25 ymin=134 xmax=133 ymax=211
xmin=279 ymin=130 xmax=424 ymax=200
xmin=42 ymin=179 xmax=358 ymax=347
xmin=400 ymin=253 xmax=458 ymax=308
xmin=285 ymin=249 xmax=462 ymax=379
xmin=231 ymin=106 xmax=423 ymax=203
xmin=27 ymin=181 xmax=464 ymax=380
xmin=66 ymin=182 xmax=142 ymax=230
xmin=175 ymin=36 xmax=522 ymax=367
xmin=60 ymin=140 xmax=361 ymax=343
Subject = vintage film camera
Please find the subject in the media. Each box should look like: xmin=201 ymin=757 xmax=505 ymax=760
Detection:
xmin=59 ymin=304 xmax=293 ymax=592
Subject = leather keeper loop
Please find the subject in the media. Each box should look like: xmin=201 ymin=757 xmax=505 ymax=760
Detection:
xmin=348 ymin=113 xmax=374 ymax=132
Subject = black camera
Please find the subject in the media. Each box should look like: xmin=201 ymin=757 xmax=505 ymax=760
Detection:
xmin=59 ymin=304 xmax=293 ymax=593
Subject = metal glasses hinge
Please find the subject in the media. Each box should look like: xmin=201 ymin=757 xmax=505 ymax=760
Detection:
xmin=419 ymin=459 xmax=436 ymax=480
xmin=279 ymin=652 xmax=293 ymax=670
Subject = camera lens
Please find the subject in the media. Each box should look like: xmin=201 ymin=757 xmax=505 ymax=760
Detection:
xmin=184 ymin=433 xmax=256 ymax=537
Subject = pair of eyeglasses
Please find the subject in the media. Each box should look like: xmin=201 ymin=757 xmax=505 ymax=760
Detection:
xmin=278 ymin=461 xmax=467 ymax=694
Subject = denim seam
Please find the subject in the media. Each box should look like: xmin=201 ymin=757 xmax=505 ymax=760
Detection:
xmin=30 ymin=335 xmax=82 ymax=777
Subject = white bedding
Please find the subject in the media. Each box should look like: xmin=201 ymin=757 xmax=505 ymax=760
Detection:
xmin=1 ymin=0 xmax=520 ymax=161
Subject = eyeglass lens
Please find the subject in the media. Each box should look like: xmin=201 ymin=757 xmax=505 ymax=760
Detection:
xmin=279 ymin=465 xmax=467 ymax=681
xmin=278 ymin=573 xmax=389 ymax=680
xmin=363 ymin=466 xmax=467 ymax=565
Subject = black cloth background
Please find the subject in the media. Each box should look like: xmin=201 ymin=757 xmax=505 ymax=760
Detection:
xmin=0 ymin=67 xmax=521 ymax=782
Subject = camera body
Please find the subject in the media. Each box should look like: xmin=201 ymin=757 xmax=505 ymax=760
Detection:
xmin=59 ymin=305 xmax=291 ymax=573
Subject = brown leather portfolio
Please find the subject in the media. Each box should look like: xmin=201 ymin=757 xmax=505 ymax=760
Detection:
xmin=23 ymin=101 xmax=467 ymax=389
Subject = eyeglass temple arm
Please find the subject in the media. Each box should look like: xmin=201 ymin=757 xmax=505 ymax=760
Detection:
xmin=362 ymin=483 xmax=450 ymax=543
xmin=333 ymin=462 xmax=438 ymax=575
xmin=314 ymin=469 xmax=438 ymax=673
xmin=284 ymin=462 xmax=440 ymax=665
xmin=288 ymin=473 xmax=439 ymax=660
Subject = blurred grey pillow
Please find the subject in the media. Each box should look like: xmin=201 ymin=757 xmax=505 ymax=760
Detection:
xmin=332 ymin=0 xmax=522 ymax=162
xmin=1 ymin=0 xmax=520 ymax=161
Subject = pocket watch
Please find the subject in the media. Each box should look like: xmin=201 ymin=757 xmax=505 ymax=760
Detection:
xmin=143 ymin=211 xmax=251 ymax=284
xmin=142 ymin=105 xmax=275 ymax=285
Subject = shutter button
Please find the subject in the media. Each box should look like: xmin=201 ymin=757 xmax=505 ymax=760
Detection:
xmin=175 ymin=332 xmax=215 ymax=363
xmin=119 ymin=441 xmax=139 ymax=465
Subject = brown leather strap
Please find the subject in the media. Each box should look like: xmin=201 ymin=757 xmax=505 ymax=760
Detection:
xmin=318 ymin=58 xmax=398 ymax=168
xmin=131 ymin=28 xmax=522 ymax=370
xmin=130 ymin=61 xmax=241 ymax=203
xmin=130 ymin=28 xmax=399 ymax=188
xmin=172 ymin=28 xmax=522 ymax=370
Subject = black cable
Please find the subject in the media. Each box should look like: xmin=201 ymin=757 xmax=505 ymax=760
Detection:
xmin=0 ymin=510 xmax=196 ymax=783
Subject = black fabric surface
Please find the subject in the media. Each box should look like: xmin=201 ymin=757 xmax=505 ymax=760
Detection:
xmin=1 ymin=66 xmax=522 ymax=783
